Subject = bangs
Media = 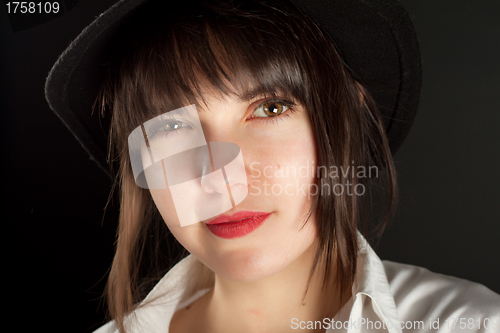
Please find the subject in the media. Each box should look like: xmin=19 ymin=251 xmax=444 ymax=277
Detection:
xmin=108 ymin=0 xmax=313 ymax=133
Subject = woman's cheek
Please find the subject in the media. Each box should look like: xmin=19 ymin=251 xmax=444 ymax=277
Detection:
xmin=151 ymin=187 xmax=208 ymax=256
xmin=245 ymin=142 xmax=317 ymax=202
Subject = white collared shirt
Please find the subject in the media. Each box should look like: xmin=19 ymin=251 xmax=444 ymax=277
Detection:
xmin=94 ymin=233 xmax=500 ymax=333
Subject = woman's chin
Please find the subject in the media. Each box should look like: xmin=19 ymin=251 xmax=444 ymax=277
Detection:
xmin=200 ymin=248 xmax=288 ymax=283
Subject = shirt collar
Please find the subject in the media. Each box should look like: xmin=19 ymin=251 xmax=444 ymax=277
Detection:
xmin=332 ymin=232 xmax=401 ymax=333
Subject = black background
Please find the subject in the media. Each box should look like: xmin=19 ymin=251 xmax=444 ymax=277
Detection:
xmin=2 ymin=0 xmax=499 ymax=332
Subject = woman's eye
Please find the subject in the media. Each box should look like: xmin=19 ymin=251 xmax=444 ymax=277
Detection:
xmin=149 ymin=119 xmax=190 ymax=138
xmin=162 ymin=120 xmax=187 ymax=132
xmin=253 ymin=100 xmax=290 ymax=118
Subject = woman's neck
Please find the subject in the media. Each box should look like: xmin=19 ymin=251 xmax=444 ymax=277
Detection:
xmin=171 ymin=242 xmax=351 ymax=333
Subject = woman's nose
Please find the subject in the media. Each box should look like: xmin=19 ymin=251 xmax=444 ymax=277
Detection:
xmin=200 ymin=163 xmax=229 ymax=194
xmin=199 ymin=142 xmax=248 ymax=205
xmin=200 ymin=141 xmax=234 ymax=195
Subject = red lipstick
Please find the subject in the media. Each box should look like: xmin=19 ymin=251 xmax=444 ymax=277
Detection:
xmin=205 ymin=211 xmax=271 ymax=239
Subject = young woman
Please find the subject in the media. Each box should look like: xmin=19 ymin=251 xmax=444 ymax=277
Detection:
xmin=45 ymin=0 xmax=500 ymax=332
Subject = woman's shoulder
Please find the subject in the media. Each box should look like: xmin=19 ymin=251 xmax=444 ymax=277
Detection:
xmin=382 ymin=260 xmax=500 ymax=332
xmin=91 ymin=256 xmax=208 ymax=333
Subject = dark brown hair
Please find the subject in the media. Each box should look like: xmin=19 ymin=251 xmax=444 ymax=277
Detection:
xmin=99 ymin=0 xmax=397 ymax=331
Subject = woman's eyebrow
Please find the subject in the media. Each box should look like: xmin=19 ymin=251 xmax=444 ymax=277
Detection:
xmin=236 ymin=86 xmax=277 ymax=102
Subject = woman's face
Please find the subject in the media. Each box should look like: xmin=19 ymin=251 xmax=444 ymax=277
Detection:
xmin=149 ymin=88 xmax=319 ymax=282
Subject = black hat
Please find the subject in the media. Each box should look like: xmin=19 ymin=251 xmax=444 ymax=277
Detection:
xmin=45 ymin=0 xmax=422 ymax=178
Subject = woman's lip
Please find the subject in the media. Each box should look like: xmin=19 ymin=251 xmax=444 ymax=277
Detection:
xmin=206 ymin=210 xmax=271 ymax=225
xmin=205 ymin=211 xmax=272 ymax=239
